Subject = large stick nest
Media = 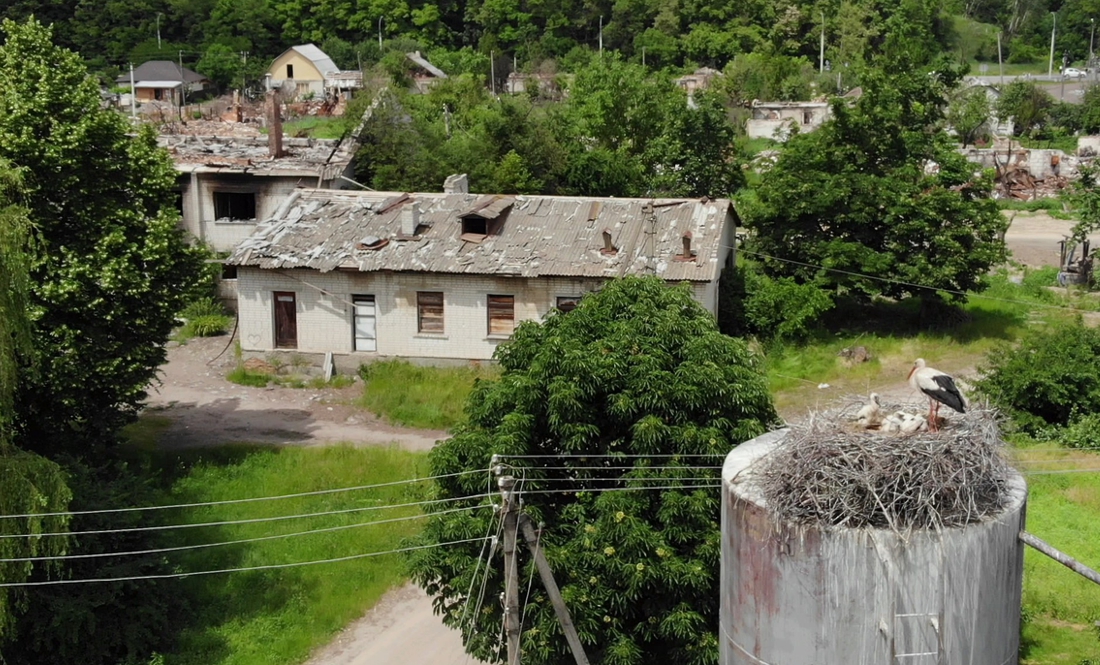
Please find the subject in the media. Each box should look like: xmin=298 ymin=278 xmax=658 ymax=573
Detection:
xmin=755 ymin=399 xmax=1015 ymax=531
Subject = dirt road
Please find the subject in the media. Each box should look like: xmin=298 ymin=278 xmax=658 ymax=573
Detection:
xmin=1004 ymin=212 xmax=1100 ymax=268
xmin=303 ymin=584 xmax=475 ymax=665
xmin=146 ymin=336 xmax=468 ymax=664
xmin=146 ymin=336 xmax=446 ymax=450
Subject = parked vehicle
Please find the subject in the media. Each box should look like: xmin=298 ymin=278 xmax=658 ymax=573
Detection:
xmin=1063 ymin=67 xmax=1087 ymax=79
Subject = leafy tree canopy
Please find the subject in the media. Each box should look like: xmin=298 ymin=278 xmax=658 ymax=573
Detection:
xmin=0 ymin=17 xmax=206 ymax=457
xmin=408 ymin=276 xmax=778 ymax=665
xmin=742 ymin=43 xmax=1008 ymax=304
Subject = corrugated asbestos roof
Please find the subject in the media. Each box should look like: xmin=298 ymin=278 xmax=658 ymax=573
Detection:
xmin=289 ymin=44 xmax=340 ymax=76
xmin=227 ymin=189 xmax=733 ymax=282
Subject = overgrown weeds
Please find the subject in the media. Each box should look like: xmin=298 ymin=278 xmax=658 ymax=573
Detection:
xmin=357 ymin=360 xmax=498 ymax=430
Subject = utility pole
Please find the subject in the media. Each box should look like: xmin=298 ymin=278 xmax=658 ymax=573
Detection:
xmin=1049 ymin=12 xmax=1057 ymax=78
xmin=179 ymin=50 xmax=186 ymax=112
xmin=378 ymin=17 xmax=383 ymax=50
xmin=129 ymin=62 xmax=136 ymax=119
xmin=519 ymin=515 xmax=590 ymax=665
xmin=1091 ymin=19 xmax=1096 ymax=80
xmin=599 ymin=16 xmax=603 ymax=57
xmin=998 ymin=32 xmax=1004 ymax=86
xmin=156 ymin=13 xmax=162 ymax=49
xmin=499 ymin=475 xmax=521 ymax=665
xmin=819 ymin=11 xmax=825 ymax=73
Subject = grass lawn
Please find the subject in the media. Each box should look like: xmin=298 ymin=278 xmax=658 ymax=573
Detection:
xmin=357 ymin=360 xmax=499 ymax=430
xmin=139 ymin=444 xmax=433 ymax=665
xmin=281 ymin=116 xmax=347 ymax=139
xmin=1014 ymin=444 xmax=1100 ymax=664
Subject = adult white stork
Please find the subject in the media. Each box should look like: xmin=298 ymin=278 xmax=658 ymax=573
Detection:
xmin=908 ymin=358 xmax=965 ymax=432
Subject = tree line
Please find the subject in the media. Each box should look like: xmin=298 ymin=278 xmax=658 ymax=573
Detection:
xmin=8 ymin=0 xmax=1100 ymax=85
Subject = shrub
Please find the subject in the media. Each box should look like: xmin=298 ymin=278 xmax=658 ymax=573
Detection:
xmin=183 ymin=314 xmax=231 ymax=337
xmin=1059 ymin=413 xmax=1100 ymax=449
xmin=181 ymin=297 xmax=225 ymax=319
xmin=976 ymin=320 xmax=1100 ymax=432
xmin=719 ymin=263 xmax=834 ymax=342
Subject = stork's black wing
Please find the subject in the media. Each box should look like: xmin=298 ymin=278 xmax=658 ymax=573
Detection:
xmin=924 ymin=374 xmax=966 ymax=413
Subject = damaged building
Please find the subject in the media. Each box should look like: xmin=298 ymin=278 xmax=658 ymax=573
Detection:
xmin=225 ymin=179 xmax=737 ymax=365
xmin=160 ymin=109 xmax=358 ymax=253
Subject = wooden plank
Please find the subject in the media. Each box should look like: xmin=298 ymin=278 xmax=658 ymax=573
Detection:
xmin=417 ymin=291 xmax=444 ymax=333
xmin=488 ymin=295 xmax=514 ymax=335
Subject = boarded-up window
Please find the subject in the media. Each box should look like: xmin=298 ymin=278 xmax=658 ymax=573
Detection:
xmin=418 ymin=292 xmax=444 ymax=334
xmin=488 ymin=295 xmax=515 ymax=336
xmin=556 ymin=296 xmax=581 ymax=313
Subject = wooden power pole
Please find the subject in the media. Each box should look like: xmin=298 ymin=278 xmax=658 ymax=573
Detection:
xmin=519 ymin=515 xmax=591 ymax=665
xmin=499 ymin=475 xmax=522 ymax=665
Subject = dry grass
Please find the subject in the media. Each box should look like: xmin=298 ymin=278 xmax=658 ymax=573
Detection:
xmin=756 ymin=399 xmax=1014 ymax=531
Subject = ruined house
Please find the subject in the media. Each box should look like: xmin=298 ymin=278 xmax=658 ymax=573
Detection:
xmin=674 ymin=67 xmax=722 ymax=96
xmin=746 ymin=100 xmax=831 ymax=141
xmin=225 ymin=178 xmax=737 ymax=365
xmin=405 ymin=51 xmax=448 ymax=93
xmin=160 ymin=96 xmax=358 ymax=253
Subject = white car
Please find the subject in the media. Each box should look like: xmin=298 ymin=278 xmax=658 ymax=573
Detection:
xmin=1063 ymin=67 xmax=1087 ymax=79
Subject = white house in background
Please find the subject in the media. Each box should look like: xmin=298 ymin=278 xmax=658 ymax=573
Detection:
xmin=115 ymin=61 xmax=207 ymax=105
xmin=746 ymin=100 xmax=831 ymax=141
xmin=225 ymin=180 xmax=738 ymax=365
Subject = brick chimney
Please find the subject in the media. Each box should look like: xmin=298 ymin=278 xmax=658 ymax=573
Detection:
xmin=266 ymin=90 xmax=283 ymax=158
xmin=401 ymin=203 xmax=421 ymax=237
xmin=443 ymin=173 xmax=469 ymax=194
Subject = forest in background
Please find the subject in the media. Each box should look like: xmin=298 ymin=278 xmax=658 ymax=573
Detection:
xmin=6 ymin=0 xmax=1100 ymax=88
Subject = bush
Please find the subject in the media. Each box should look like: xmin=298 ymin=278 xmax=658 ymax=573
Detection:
xmin=180 ymin=297 xmax=224 ymax=319
xmin=976 ymin=320 xmax=1100 ymax=432
xmin=719 ymin=263 xmax=834 ymax=342
xmin=1059 ymin=413 xmax=1100 ymax=449
xmin=184 ymin=314 xmax=231 ymax=337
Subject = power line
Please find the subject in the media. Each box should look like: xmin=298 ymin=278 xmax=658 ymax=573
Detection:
xmin=0 ymin=505 xmax=487 ymax=564
xmin=0 ymin=492 xmax=492 ymax=540
xmin=521 ymin=484 xmax=721 ymax=496
xmin=0 ymin=470 xmax=482 ymax=520
xmin=0 ymin=537 xmax=491 ymax=588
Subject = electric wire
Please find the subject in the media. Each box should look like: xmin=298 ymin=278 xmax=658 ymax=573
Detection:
xmin=0 ymin=492 xmax=493 ymax=540
xmin=0 ymin=537 xmax=492 ymax=588
xmin=0 ymin=469 xmax=483 ymax=520
xmin=456 ymin=466 xmax=500 ymax=641
xmin=0 ymin=505 xmax=486 ymax=563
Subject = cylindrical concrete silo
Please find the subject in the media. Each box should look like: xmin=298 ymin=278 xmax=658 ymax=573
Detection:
xmin=720 ymin=430 xmax=1027 ymax=665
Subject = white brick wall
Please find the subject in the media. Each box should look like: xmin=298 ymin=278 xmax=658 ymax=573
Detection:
xmin=237 ymin=268 xmax=722 ymax=361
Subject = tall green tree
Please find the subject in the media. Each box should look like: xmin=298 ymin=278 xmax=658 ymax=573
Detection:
xmin=996 ymin=80 xmax=1054 ymax=136
xmin=744 ymin=52 xmax=1008 ymax=304
xmin=0 ymin=159 xmax=72 ymax=644
xmin=408 ymin=277 xmax=779 ymax=665
xmin=0 ymin=18 xmax=206 ymax=459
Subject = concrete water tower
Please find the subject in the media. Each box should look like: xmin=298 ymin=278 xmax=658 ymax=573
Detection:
xmin=720 ymin=430 xmax=1027 ymax=665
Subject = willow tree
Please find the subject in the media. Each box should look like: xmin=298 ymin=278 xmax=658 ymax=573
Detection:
xmin=0 ymin=160 xmax=71 ymax=641
xmin=407 ymin=277 xmax=779 ymax=665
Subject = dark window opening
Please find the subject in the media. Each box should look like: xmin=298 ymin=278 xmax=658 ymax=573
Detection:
xmin=174 ymin=191 xmax=184 ymax=214
xmin=213 ymin=192 xmax=257 ymax=221
xmin=286 ymin=64 xmax=294 ymax=78
xmin=221 ymin=264 xmax=238 ymax=280
xmin=418 ymin=292 xmax=444 ymax=334
xmin=556 ymin=296 xmax=581 ymax=313
xmin=488 ymin=295 xmax=515 ymax=336
xmin=461 ymin=217 xmax=488 ymax=237
xmin=803 ymin=111 xmax=813 ymax=124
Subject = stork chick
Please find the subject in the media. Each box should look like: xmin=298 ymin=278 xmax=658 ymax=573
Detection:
xmin=855 ymin=393 xmax=883 ymax=429
xmin=907 ymin=358 xmax=965 ymax=432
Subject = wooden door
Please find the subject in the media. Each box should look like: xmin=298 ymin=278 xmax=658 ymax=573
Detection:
xmin=353 ymin=295 xmax=377 ymax=352
xmin=274 ymin=291 xmax=297 ymax=348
